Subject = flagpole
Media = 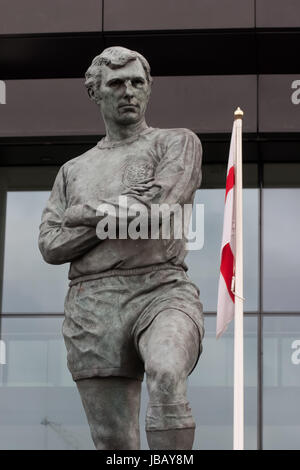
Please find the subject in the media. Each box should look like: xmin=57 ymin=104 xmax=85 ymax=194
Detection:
xmin=233 ymin=107 xmax=244 ymax=450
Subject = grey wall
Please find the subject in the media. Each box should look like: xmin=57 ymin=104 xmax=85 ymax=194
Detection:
xmin=104 ymin=0 xmax=255 ymax=31
xmin=0 ymin=76 xmax=257 ymax=137
xmin=148 ymin=76 xmax=256 ymax=133
xmin=0 ymin=79 xmax=105 ymax=137
xmin=1 ymin=0 xmax=300 ymax=34
xmin=3 ymin=75 xmax=300 ymax=136
xmin=259 ymin=75 xmax=300 ymax=132
xmin=256 ymin=0 xmax=300 ymax=27
xmin=0 ymin=0 xmax=102 ymax=33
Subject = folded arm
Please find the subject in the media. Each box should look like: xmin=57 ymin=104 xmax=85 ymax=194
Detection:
xmin=38 ymin=166 xmax=100 ymax=265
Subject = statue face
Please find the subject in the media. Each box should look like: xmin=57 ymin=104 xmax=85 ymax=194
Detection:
xmin=96 ymin=59 xmax=151 ymax=126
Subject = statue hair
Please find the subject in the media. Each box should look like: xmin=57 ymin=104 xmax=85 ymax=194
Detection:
xmin=85 ymin=46 xmax=153 ymax=101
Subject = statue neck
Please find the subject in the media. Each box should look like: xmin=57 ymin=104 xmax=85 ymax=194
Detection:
xmin=104 ymin=120 xmax=149 ymax=143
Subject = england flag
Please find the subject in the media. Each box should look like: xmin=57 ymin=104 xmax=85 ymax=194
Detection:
xmin=216 ymin=120 xmax=237 ymax=339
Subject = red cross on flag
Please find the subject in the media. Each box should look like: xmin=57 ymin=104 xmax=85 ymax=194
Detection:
xmin=216 ymin=119 xmax=237 ymax=339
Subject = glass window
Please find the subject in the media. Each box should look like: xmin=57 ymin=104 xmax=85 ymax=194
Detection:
xmin=2 ymin=191 xmax=69 ymax=314
xmin=263 ymin=189 xmax=300 ymax=312
xmin=187 ymin=315 xmax=258 ymax=450
xmin=263 ymin=315 xmax=300 ymax=450
xmin=0 ymin=313 xmax=257 ymax=450
xmin=186 ymin=188 xmax=259 ymax=312
xmin=1 ymin=316 xmax=72 ymax=387
xmin=0 ymin=316 xmax=93 ymax=450
xmin=0 ymin=185 xmax=259 ymax=449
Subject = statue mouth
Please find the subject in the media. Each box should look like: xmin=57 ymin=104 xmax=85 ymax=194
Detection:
xmin=119 ymin=104 xmax=139 ymax=109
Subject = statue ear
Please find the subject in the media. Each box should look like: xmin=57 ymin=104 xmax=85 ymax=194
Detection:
xmin=88 ymin=87 xmax=95 ymax=100
xmin=88 ymin=87 xmax=102 ymax=104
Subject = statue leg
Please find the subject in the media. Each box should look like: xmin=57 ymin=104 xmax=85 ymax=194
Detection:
xmin=138 ymin=309 xmax=200 ymax=450
xmin=76 ymin=376 xmax=142 ymax=450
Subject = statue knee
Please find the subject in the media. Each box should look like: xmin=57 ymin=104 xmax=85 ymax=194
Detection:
xmin=145 ymin=362 xmax=186 ymax=403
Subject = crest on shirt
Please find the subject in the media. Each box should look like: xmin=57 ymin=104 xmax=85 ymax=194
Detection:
xmin=122 ymin=155 xmax=155 ymax=187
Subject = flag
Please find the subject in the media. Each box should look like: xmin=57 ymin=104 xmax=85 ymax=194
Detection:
xmin=216 ymin=119 xmax=238 ymax=338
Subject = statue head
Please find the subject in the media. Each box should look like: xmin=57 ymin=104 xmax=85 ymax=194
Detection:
xmin=85 ymin=47 xmax=153 ymax=127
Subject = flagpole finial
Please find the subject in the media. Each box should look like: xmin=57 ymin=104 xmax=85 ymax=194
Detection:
xmin=234 ymin=107 xmax=244 ymax=119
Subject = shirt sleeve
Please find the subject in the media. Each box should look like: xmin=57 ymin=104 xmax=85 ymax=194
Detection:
xmin=38 ymin=165 xmax=100 ymax=265
xmin=63 ymin=130 xmax=202 ymax=227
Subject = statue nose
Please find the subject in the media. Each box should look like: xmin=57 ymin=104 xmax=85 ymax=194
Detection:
xmin=124 ymin=81 xmax=134 ymax=96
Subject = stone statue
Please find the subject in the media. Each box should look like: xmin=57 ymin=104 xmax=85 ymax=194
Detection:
xmin=39 ymin=46 xmax=204 ymax=450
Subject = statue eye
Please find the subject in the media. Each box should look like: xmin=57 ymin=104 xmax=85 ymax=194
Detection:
xmin=109 ymin=79 xmax=123 ymax=87
xmin=132 ymin=79 xmax=145 ymax=87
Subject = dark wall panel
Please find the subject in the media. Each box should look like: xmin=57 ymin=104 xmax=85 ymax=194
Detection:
xmin=147 ymin=76 xmax=257 ymax=133
xmin=0 ymin=0 xmax=102 ymax=34
xmin=3 ymin=30 xmax=299 ymax=79
xmin=0 ymin=35 xmax=106 ymax=80
xmin=104 ymin=0 xmax=255 ymax=31
xmin=256 ymin=0 xmax=300 ymax=28
xmin=259 ymin=75 xmax=300 ymax=132
xmin=0 ymin=76 xmax=257 ymax=137
xmin=104 ymin=31 xmax=256 ymax=76
xmin=0 ymin=79 xmax=105 ymax=137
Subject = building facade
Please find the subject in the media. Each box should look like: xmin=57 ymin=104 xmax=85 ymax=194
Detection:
xmin=0 ymin=0 xmax=300 ymax=449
